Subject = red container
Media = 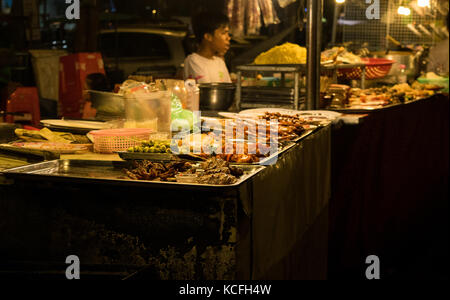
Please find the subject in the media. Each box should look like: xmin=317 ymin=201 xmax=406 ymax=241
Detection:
xmin=5 ymin=87 xmax=41 ymax=127
xmin=337 ymin=58 xmax=395 ymax=81
xmin=59 ymin=53 xmax=105 ymax=118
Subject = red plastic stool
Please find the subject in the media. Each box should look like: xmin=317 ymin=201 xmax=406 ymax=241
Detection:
xmin=5 ymin=87 xmax=41 ymax=127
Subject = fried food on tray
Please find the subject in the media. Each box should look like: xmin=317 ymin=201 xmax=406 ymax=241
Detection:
xmin=258 ymin=112 xmax=307 ymax=138
xmin=124 ymin=160 xmax=192 ymax=182
xmin=192 ymin=157 xmax=244 ymax=185
xmin=124 ymin=157 xmax=245 ymax=185
xmin=348 ymin=82 xmax=436 ymax=107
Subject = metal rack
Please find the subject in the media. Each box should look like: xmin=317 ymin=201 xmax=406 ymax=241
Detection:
xmin=235 ymin=63 xmax=367 ymax=110
xmin=235 ymin=64 xmax=304 ymax=110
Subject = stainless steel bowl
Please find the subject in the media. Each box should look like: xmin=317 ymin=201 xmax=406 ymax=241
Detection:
xmin=88 ymin=90 xmax=125 ymax=118
xmin=199 ymin=83 xmax=236 ymax=111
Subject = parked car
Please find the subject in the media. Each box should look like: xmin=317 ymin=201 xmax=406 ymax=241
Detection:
xmin=97 ymin=24 xmax=189 ymax=82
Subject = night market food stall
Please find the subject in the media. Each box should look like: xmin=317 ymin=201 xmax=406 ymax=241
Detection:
xmin=0 ymin=0 xmax=448 ymax=280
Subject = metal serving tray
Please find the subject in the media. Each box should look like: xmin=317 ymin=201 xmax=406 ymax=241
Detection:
xmin=236 ymin=63 xmax=365 ymax=72
xmin=117 ymin=144 xmax=292 ymax=166
xmin=329 ymin=102 xmax=402 ymax=114
xmin=116 ymin=128 xmax=316 ymax=166
xmin=290 ymin=128 xmax=317 ymax=143
xmin=228 ymin=141 xmax=297 ymax=166
xmin=227 ymin=128 xmax=316 ymax=166
xmin=117 ymin=152 xmax=175 ymax=161
xmin=2 ymin=160 xmax=265 ymax=190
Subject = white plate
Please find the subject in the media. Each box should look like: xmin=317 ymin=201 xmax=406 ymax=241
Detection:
xmin=41 ymin=119 xmax=112 ymax=130
xmin=238 ymin=108 xmax=342 ymax=120
xmin=216 ymin=112 xmax=236 ymax=119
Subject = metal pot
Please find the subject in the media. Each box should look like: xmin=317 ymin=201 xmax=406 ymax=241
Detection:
xmin=0 ymin=123 xmax=19 ymax=143
xmin=199 ymin=83 xmax=236 ymax=111
xmin=88 ymin=90 xmax=125 ymax=118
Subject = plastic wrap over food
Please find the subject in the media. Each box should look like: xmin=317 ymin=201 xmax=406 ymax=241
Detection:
xmin=246 ymin=0 xmax=262 ymax=35
xmin=258 ymin=0 xmax=280 ymax=26
xmin=277 ymin=0 xmax=297 ymax=8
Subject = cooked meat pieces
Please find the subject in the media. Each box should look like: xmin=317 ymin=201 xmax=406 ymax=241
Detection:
xmin=258 ymin=112 xmax=307 ymax=140
xmin=124 ymin=157 xmax=244 ymax=185
xmin=229 ymin=165 xmax=244 ymax=177
xmin=124 ymin=160 xmax=192 ymax=181
xmin=199 ymin=156 xmax=230 ymax=170
xmin=197 ymin=173 xmax=237 ymax=185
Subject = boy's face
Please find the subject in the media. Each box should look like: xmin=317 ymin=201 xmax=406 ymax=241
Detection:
xmin=206 ymin=25 xmax=231 ymax=57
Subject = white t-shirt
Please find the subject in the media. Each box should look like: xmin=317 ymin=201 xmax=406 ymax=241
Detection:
xmin=184 ymin=53 xmax=231 ymax=84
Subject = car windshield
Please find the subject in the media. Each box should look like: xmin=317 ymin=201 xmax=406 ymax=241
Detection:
xmin=99 ymin=32 xmax=171 ymax=60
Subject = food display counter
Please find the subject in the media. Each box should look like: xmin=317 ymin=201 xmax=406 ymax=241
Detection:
xmin=0 ymin=0 xmax=448 ymax=282
xmin=1 ymin=89 xmax=448 ymax=279
xmin=0 ymin=123 xmax=331 ymax=279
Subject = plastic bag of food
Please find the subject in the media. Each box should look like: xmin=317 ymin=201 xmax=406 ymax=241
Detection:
xmin=119 ymin=80 xmax=158 ymax=95
xmin=184 ymin=79 xmax=199 ymax=112
xmin=170 ymin=92 xmax=199 ymax=133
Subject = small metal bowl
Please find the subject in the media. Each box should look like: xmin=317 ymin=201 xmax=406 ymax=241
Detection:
xmin=175 ymin=173 xmax=198 ymax=184
xmin=199 ymin=83 xmax=236 ymax=111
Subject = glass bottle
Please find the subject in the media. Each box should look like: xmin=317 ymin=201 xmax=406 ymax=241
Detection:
xmin=398 ymin=64 xmax=407 ymax=84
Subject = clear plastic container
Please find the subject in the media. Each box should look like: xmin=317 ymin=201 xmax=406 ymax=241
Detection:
xmin=124 ymin=90 xmax=171 ymax=134
xmin=397 ymin=64 xmax=407 ymax=84
xmin=185 ymin=79 xmax=200 ymax=112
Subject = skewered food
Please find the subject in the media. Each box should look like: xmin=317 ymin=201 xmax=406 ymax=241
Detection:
xmin=258 ymin=112 xmax=308 ymax=138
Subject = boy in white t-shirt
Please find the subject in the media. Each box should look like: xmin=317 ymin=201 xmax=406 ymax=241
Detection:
xmin=184 ymin=12 xmax=231 ymax=84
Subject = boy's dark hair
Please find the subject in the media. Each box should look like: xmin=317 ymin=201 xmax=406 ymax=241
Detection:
xmin=192 ymin=11 xmax=229 ymax=43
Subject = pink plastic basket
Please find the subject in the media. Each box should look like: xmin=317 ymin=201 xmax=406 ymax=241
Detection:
xmin=88 ymin=128 xmax=152 ymax=153
xmin=337 ymin=58 xmax=395 ymax=80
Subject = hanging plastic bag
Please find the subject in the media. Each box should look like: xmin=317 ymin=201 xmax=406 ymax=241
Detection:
xmin=231 ymin=0 xmax=245 ymax=38
xmin=226 ymin=0 xmax=234 ymax=20
xmin=246 ymin=0 xmax=262 ymax=35
xmin=278 ymin=0 xmax=297 ymax=9
xmin=259 ymin=0 xmax=280 ymax=26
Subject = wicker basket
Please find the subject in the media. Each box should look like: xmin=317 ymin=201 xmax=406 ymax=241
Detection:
xmin=88 ymin=128 xmax=152 ymax=153
xmin=337 ymin=58 xmax=395 ymax=81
